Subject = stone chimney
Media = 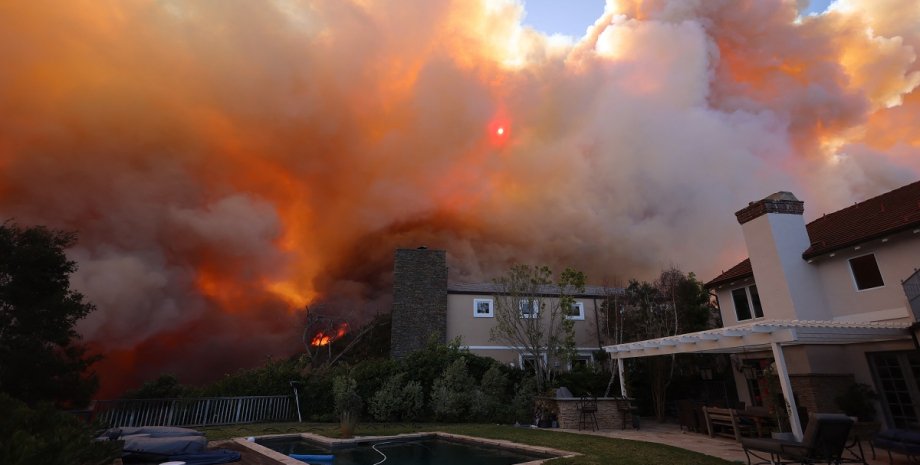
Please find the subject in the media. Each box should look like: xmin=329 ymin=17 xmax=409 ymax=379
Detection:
xmin=390 ymin=247 xmax=447 ymax=358
xmin=735 ymin=192 xmax=828 ymax=321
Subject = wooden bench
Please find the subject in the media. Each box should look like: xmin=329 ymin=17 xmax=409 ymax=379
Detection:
xmin=702 ymin=406 xmax=754 ymax=441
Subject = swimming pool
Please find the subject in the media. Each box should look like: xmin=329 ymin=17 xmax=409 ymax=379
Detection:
xmin=247 ymin=432 xmax=565 ymax=465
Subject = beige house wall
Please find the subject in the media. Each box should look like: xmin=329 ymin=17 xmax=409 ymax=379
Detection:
xmin=715 ymin=230 xmax=918 ymax=326
xmin=811 ymin=230 xmax=919 ymax=323
xmin=446 ymin=292 xmax=605 ymax=367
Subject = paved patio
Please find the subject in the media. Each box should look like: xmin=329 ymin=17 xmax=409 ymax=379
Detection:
xmin=556 ymin=421 xmax=908 ymax=465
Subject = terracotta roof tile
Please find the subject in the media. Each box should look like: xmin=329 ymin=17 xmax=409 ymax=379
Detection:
xmin=704 ymin=258 xmax=752 ymax=289
xmin=802 ymin=179 xmax=920 ymax=259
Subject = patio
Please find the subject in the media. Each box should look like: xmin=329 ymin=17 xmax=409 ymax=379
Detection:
xmin=557 ymin=420 xmax=912 ymax=465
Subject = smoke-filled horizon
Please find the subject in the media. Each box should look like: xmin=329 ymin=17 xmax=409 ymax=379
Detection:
xmin=1 ymin=0 xmax=918 ymax=396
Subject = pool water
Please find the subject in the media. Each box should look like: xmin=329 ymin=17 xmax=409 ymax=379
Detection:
xmin=256 ymin=436 xmax=550 ymax=465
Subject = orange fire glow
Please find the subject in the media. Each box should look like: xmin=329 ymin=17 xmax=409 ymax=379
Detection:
xmin=0 ymin=0 xmax=917 ymax=397
xmin=310 ymin=323 xmax=349 ymax=347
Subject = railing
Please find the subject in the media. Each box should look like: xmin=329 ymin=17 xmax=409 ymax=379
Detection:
xmin=93 ymin=395 xmax=296 ymax=428
xmin=904 ymin=269 xmax=920 ymax=321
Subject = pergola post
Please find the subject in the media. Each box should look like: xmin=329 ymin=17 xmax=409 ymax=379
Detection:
xmin=617 ymin=357 xmax=628 ymax=398
xmin=770 ymin=342 xmax=803 ymax=440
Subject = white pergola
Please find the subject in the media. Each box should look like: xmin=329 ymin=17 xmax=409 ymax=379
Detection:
xmin=604 ymin=319 xmax=911 ymax=440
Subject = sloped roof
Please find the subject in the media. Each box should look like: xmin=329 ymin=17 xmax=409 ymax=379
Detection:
xmin=802 ymin=179 xmax=920 ymax=258
xmin=447 ymin=282 xmax=622 ymax=298
xmin=704 ymin=258 xmax=753 ymax=289
xmin=706 ymin=179 xmax=920 ymax=288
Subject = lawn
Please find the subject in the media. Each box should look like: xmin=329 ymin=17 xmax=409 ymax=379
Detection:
xmin=200 ymin=422 xmax=736 ymax=465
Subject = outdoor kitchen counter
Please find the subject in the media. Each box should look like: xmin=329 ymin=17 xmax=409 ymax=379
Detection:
xmin=543 ymin=397 xmax=635 ymax=430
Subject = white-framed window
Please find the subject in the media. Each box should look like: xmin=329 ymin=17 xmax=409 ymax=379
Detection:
xmin=519 ymin=299 xmax=539 ymax=319
xmin=473 ymin=298 xmax=494 ymax=318
xmin=731 ymin=284 xmax=764 ymax=321
xmin=849 ymin=253 xmax=885 ymax=291
xmin=564 ymin=301 xmax=585 ymax=320
xmin=519 ymin=353 xmax=547 ymax=372
xmin=569 ymin=353 xmax=593 ymax=370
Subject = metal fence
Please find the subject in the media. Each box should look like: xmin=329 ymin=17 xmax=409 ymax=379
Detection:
xmin=93 ymin=395 xmax=296 ymax=428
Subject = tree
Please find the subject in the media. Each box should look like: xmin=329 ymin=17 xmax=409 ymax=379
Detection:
xmin=618 ymin=267 xmax=715 ymax=420
xmin=490 ymin=265 xmax=586 ymax=391
xmin=0 ymin=221 xmax=99 ymax=407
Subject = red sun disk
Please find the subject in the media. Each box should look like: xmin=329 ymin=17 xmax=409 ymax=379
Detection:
xmin=488 ymin=120 xmax=510 ymax=145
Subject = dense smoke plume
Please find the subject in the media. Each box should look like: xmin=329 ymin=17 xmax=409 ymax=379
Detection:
xmin=1 ymin=0 xmax=918 ymax=395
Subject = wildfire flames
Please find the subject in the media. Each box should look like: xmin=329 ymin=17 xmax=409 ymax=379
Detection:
xmin=311 ymin=323 xmax=350 ymax=347
xmin=0 ymin=0 xmax=918 ymax=396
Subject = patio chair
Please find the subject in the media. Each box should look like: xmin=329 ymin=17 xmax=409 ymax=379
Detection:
xmin=741 ymin=413 xmax=855 ymax=465
xmin=577 ymin=396 xmax=599 ymax=431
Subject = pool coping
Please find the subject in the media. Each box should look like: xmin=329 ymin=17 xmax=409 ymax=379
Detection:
xmin=230 ymin=431 xmax=579 ymax=465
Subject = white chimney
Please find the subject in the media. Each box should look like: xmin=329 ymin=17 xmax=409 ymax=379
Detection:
xmin=735 ymin=192 xmax=828 ymax=320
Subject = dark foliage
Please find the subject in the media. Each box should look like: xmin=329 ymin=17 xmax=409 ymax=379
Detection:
xmin=0 ymin=221 xmax=99 ymax=407
xmin=0 ymin=393 xmax=121 ymax=465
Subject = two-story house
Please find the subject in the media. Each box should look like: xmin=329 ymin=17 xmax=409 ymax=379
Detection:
xmin=604 ymin=180 xmax=920 ymax=438
xmin=389 ymin=247 xmax=616 ymax=370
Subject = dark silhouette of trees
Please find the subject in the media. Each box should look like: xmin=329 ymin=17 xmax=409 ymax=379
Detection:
xmin=0 ymin=221 xmax=99 ymax=407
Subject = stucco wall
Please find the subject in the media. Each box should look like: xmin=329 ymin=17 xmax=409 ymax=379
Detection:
xmin=446 ymin=292 xmax=604 ymax=365
xmin=811 ymin=231 xmax=918 ymax=323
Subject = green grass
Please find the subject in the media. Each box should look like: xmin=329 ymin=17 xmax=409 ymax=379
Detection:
xmin=201 ymin=422 xmax=737 ymax=465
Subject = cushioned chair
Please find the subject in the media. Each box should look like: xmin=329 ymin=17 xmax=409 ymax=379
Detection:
xmin=741 ymin=413 xmax=854 ymax=465
xmin=871 ymin=429 xmax=920 ymax=464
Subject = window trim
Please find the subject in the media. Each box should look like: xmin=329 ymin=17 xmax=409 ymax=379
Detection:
xmin=519 ymin=352 xmax=548 ymax=370
xmin=473 ymin=298 xmax=494 ymax=318
xmin=848 ymin=252 xmax=885 ymax=291
xmin=731 ymin=284 xmax=764 ymax=322
xmin=519 ymin=299 xmax=539 ymax=319
xmin=568 ymin=353 xmax=594 ymax=370
xmin=565 ymin=301 xmax=585 ymax=320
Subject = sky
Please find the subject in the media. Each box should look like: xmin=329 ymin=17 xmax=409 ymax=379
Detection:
xmin=522 ymin=1 xmax=835 ymax=37
xmin=1 ymin=0 xmax=918 ymax=396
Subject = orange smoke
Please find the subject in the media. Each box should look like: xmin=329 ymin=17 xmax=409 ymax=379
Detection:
xmin=0 ymin=0 xmax=918 ymax=397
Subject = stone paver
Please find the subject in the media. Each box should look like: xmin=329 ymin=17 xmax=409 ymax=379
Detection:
xmin=554 ymin=422 xmax=909 ymax=465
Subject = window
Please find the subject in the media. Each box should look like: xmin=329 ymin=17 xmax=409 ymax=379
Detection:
xmin=519 ymin=299 xmax=539 ymax=319
xmin=849 ymin=254 xmax=884 ymax=290
xmin=473 ymin=298 xmax=493 ymax=318
xmin=565 ymin=301 xmax=585 ymax=320
xmin=519 ymin=353 xmax=547 ymax=373
xmin=731 ymin=284 xmax=764 ymax=321
xmin=570 ymin=354 xmax=592 ymax=370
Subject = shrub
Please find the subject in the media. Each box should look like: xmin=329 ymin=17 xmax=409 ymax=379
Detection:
xmin=333 ymin=375 xmax=363 ymax=418
xmin=835 ymin=383 xmax=878 ymax=421
xmin=369 ymin=374 xmax=425 ymax=422
xmin=431 ymin=357 xmax=474 ymax=421
xmin=401 ymin=380 xmax=424 ymax=421
xmin=0 ymin=393 xmax=121 ymax=465
xmin=511 ymin=376 xmax=538 ymax=424
xmin=472 ymin=364 xmax=511 ymax=422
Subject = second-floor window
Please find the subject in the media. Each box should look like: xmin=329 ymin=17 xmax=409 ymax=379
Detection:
xmin=473 ymin=298 xmax=494 ymax=318
xmin=519 ymin=299 xmax=539 ymax=319
xmin=732 ymin=284 xmax=764 ymax=321
xmin=564 ymin=301 xmax=585 ymax=320
xmin=849 ymin=253 xmax=885 ymax=291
